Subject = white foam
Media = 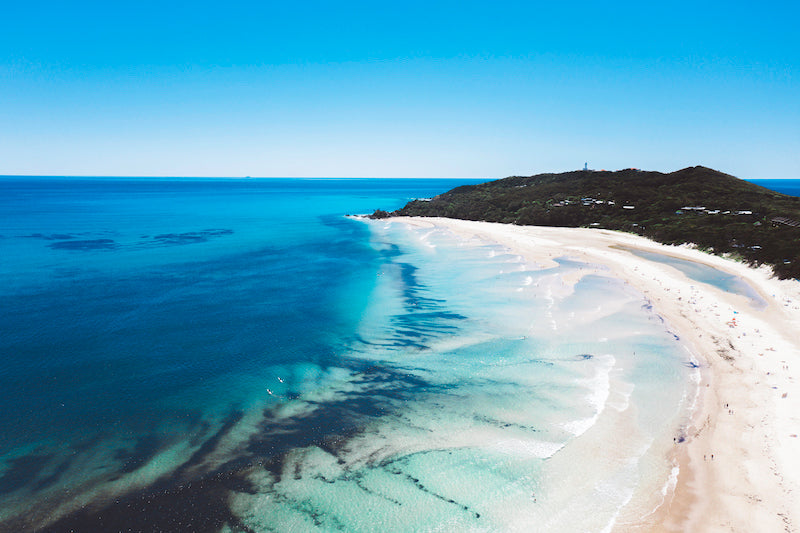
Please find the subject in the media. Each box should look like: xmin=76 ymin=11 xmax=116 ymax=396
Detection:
xmin=417 ymin=229 xmax=439 ymax=249
xmin=561 ymin=354 xmax=614 ymax=436
xmin=663 ymin=465 xmax=680 ymax=496
xmin=607 ymin=378 xmax=635 ymax=413
xmin=491 ymin=437 xmax=565 ymax=459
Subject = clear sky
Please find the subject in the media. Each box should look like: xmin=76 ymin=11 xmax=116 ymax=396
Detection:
xmin=1 ymin=1 xmax=798 ymax=178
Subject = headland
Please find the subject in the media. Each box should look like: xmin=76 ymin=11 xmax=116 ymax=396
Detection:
xmin=378 ymin=166 xmax=800 ymax=280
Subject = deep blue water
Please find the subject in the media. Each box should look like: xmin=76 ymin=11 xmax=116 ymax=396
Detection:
xmin=1 ymin=178 xmax=477 ymax=435
xmin=747 ymin=178 xmax=800 ymax=197
xmin=0 ymin=177 xmax=490 ymax=528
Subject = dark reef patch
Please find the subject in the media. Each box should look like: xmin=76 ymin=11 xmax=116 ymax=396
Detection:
xmin=116 ymin=434 xmax=164 ymax=474
xmin=23 ymin=365 xmax=433 ymax=532
xmin=175 ymin=411 xmax=245 ymax=477
xmin=48 ymin=239 xmax=117 ymax=250
xmin=148 ymin=228 xmax=234 ymax=246
xmin=0 ymin=453 xmax=56 ymax=496
xmin=384 ymin=463 xmax=481 ymax=519
xmin=41 ymin=411 xmax=256 ymax=533
xmin=32 ymin=457 xmax=73 ymax=492
xmin=43 ymin=468 xmax=259 ymax=533
xmin=25 ymin=233 xmax=76 ymax=241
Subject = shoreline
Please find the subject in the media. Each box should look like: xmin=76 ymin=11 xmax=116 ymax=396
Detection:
xmin=389 ymin=217 xmax=800 ymax=532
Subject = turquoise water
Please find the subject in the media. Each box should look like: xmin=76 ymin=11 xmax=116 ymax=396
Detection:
xmin=0 ymin=177 xmax=695 ymax=531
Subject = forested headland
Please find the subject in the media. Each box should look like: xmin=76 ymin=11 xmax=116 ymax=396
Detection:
xmin=372 ymin=166 xmax=800 ymax=279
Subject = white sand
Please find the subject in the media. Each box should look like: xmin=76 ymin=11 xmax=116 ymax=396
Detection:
xmin=391 ymin=217 xmax=800 ymax=532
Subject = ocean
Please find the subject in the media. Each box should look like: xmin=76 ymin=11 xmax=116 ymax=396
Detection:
xmin=747 ymin=178 xmax=800 ymax=197
xmin=0 ymin=176 xmax=797 ymax=531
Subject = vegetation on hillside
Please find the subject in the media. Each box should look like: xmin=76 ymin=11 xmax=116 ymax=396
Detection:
xmin=374 ymin=167 xmax=800 ymax=279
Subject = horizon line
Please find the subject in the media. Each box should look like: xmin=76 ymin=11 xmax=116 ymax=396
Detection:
xmin=0 ymin=174 xmax=493 ymax=180
xmin=1 ymin=172 xmax=799 ymax=180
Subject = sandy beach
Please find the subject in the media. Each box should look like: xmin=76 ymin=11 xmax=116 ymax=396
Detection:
xmin=392 ymin=217 xmax=800 ymax=532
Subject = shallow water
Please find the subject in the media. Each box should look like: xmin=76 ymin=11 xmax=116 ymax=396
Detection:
xmin=0 ymin=178 xmax=695 ymax=531
xmin=622 ymin=247 xmax=767 ymax=309
xmin=225 ymin=222 xmax=697 ymax=532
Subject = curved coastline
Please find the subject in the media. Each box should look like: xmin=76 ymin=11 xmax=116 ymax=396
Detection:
xmin=389 ymin=216 xmax=800 ymax=532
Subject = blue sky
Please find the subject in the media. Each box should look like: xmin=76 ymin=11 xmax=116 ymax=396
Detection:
xmin=1 ymin=1 xmax=798 ymax=178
